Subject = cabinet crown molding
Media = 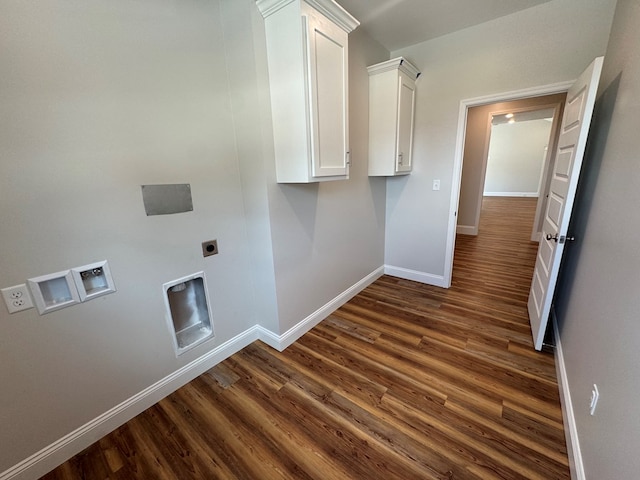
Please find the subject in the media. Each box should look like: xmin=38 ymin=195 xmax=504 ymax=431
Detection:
xmin=367 ymin=57 xmax=421 ymax=80
xmin=256 ymin=0 xmax=359 ymax=32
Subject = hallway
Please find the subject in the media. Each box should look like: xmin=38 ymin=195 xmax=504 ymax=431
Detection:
xmin=453 ymin=196 xmax=540 ymax=311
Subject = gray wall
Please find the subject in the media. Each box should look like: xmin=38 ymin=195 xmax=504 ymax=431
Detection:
xmin=0 ymin=0 xmax=388 ymax=472
xmin=264 ymin=28 xmax=388 ymax=333
xmin=0 ymin=0 xmax=256 ymax=470
xmin=388 ymin=0 xmax=616 ymax=279
xmin=554 ymin=0 xmax=640 ymax=476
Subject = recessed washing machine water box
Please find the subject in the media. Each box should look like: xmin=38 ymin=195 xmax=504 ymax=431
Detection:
xmin=163 ymin=272 xmax=214 ymax=356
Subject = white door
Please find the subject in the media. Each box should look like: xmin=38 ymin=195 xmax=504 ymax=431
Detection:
xmin=306 ymin=8 xmax=349 ymax=178
xmin=528 ymin=56 xmax=604 ymax=350
xmin=396 ymin=73 xmax=416 ymax=173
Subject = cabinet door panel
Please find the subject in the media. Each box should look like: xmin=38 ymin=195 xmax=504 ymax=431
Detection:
xmin=306 ymin=11 xmax=348 ymax=178
xmin=396 ymin=75 xmax=415 ymax=173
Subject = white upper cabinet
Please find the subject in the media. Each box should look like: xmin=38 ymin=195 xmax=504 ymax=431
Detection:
xmin=368 ymin=57 xmax=420 ymax=176
xmin=257 ymin=0 xmax=359 ymax=183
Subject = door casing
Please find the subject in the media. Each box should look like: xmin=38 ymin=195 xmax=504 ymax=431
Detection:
xmin=445 ymin=81 xmax=574 ymax=287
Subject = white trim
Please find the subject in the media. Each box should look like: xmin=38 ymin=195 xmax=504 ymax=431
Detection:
xmin=367 ymin=57 xmax=420 ymax=79
xmin=255 ymin=324 xmax=283 ymax=350
xmin=483 ymin=191 xmax=539 ymax=197
xmin=463 ymin=81 xmax=574 ymax=108
xmin=443 ymin=99 xmax=468 ymax=289
xmin=552 ymin=311 xmax=585 ymax=480
xmin=384 ymin=265 xmax=447 ymax=288
xmin=304 ymin=0 xmax=359 ymax=32
xmin=0 ymin=328 xmax=260 ymax=480
xmin=470 ymin=114 xmax=493 ymax=245
xmin=256 ymin=0 xmax=360 ymax=32
xmin=531 ymin=231 xmax=541 ymax=243
xmin=257 ymin=266 xmax=384 ymax=351
xmin=456 ymin=225 xmax=478 ymax=236
xmin=255 ymin=0 xmax=295 ymax=18
xmin=444 ymin=80 xmax=574 ymax=288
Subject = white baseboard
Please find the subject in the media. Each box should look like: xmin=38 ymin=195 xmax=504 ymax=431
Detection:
xmin=552 ymin=311 xmax=585 ymax=480
xmin=2 ymin=266 xmax=385 ymax=480
xmin=257 ymin=266 xmax=384 ymax=351
xmin=456 ymin=225 xmax=478 ymax=235
xmin=384 ymin=265 xmax=447 ymax=288
xmin=483 ymin=192 xmax=539 ymax=197
xmin=0 ymin=327 xmax=260 ymax=480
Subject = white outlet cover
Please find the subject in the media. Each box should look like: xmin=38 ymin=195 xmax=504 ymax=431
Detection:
xmin=1 ymin=284 xmax=34 ymax=313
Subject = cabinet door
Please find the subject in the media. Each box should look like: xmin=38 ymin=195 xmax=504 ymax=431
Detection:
xmin=396 ymin=74 xmax=416 ymax=173
xmin=305 ymin=9 xmax=349 ymax=178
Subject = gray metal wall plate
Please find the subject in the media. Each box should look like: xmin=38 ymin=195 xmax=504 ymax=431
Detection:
xmin=141 ymin=184 xmax=193 ymax=216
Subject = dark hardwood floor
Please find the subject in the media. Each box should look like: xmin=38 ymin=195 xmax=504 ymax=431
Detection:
xmin=42 ymin=197 xmax=569 ymax=479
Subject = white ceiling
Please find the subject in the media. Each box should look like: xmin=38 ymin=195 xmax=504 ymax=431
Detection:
xmin=337 ymin=0 xmax=553 ymax=51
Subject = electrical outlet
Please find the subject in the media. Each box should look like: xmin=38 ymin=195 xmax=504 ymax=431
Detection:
xmin=202 ymin=239 xmax=219 ymax=258
xmin=1 ymin=284 xmax=34 ymax=313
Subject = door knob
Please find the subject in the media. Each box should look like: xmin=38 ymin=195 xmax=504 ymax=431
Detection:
xmin=546 ymin=233 xmax=559 ymax=242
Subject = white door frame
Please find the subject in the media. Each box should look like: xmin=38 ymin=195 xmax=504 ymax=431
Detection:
xmin=460 ymin=101 xmax=563 ymax=237
xmin=443 ymin=80 xmax=574 ymax=288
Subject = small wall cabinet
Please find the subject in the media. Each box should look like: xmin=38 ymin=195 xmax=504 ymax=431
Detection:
xmin=368 ymin=57 xmax=420 ymax=176
xmin=257 ymin=0 xmax=359 ymax=183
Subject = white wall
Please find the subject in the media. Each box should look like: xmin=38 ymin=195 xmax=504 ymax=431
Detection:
xmin=0 ymin=0 xmax=388 ymax=475
xmin=261 ymin=28 xmax=389 ymax=334
xmin=484 ymin=119 xmax=552 ymax=195
xmin=0 ymin=0 xmax=258 ymax=471
xmin=223 ymin=0 xmax=281 ymax=333
xmin=554 ymin=0 xmax=640 ymax=476
xmin=386 ymin=0 xmax=616 ymax=281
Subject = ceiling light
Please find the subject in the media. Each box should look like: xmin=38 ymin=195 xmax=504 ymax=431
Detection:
xmin=508 ymin=118 xmax=515 ymax=124
xmin=505 ymin=113 xmax=514 ymax=119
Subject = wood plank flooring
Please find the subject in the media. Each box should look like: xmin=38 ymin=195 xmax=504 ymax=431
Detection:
xmin=41 ymin=197 xmax=569 ymax=479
